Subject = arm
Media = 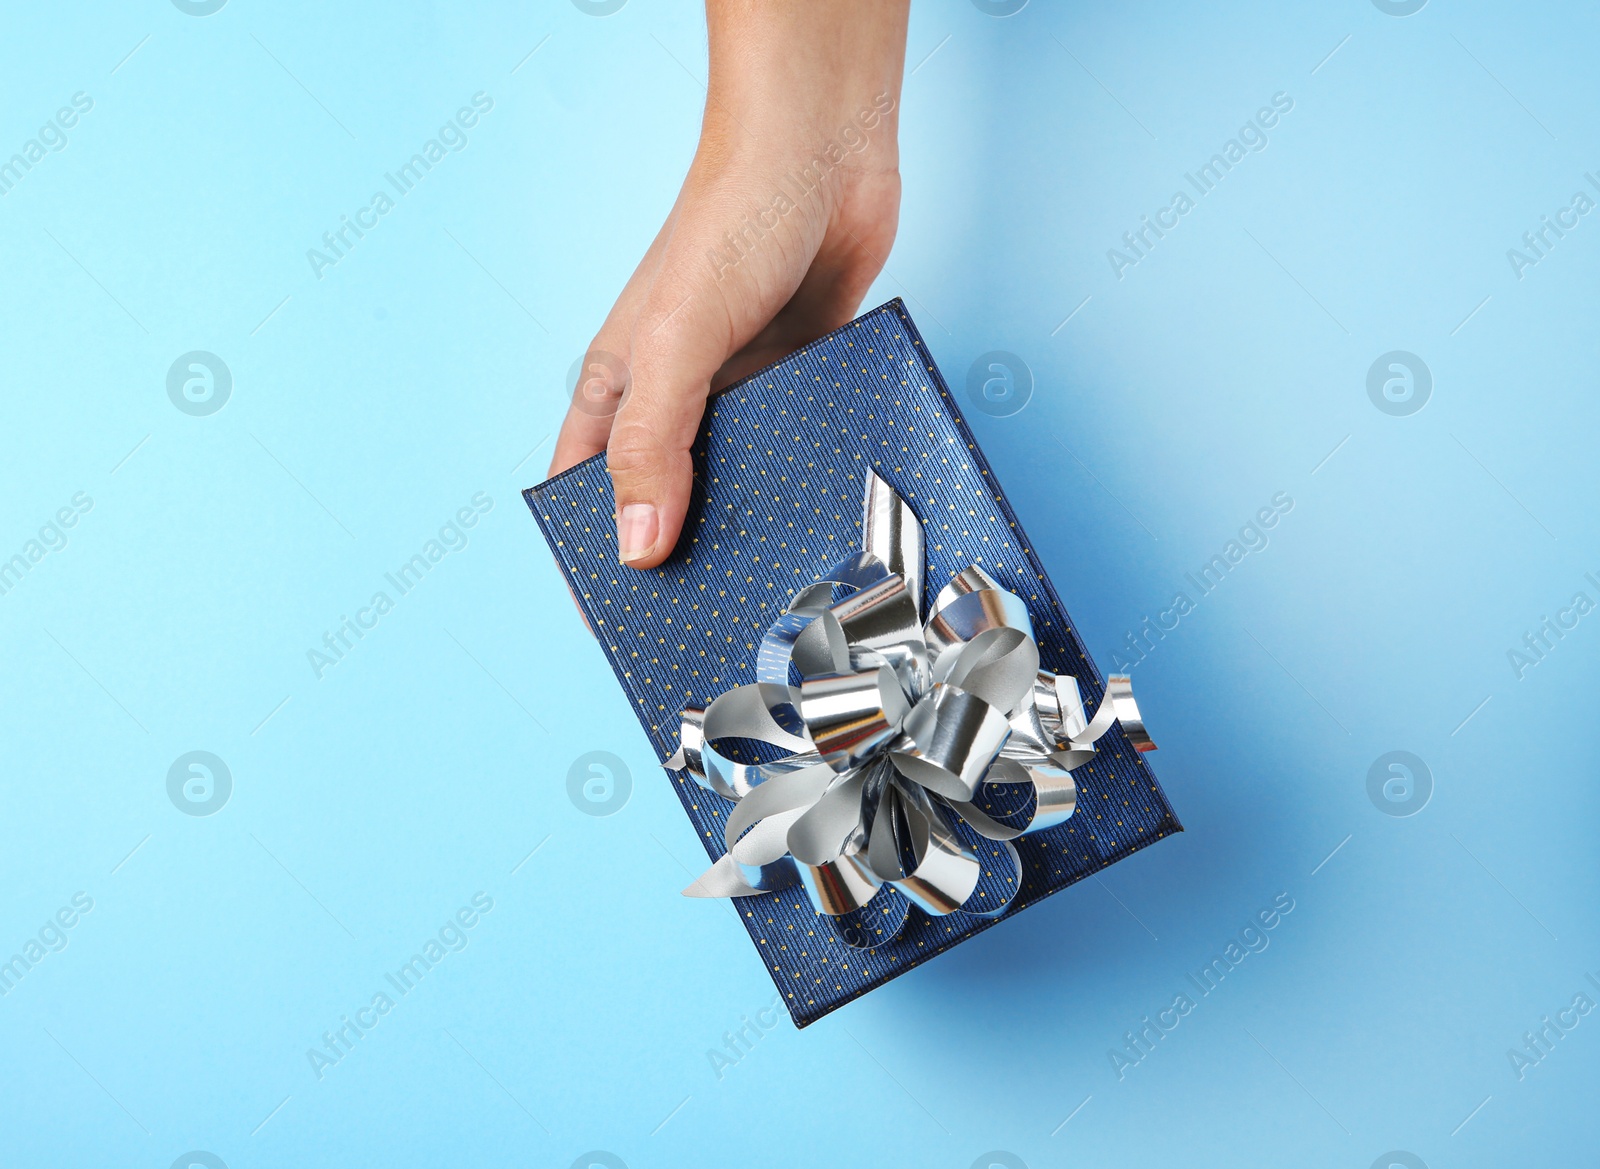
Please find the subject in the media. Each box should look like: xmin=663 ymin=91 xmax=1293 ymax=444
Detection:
xmin=547 ymin=0 xmax=911 ymax=568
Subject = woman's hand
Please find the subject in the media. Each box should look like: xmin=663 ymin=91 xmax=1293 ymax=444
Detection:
xmin=546 ymin=0 xmax=910 ymax=568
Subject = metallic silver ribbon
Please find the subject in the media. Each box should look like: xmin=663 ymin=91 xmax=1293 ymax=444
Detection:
xmin=665 ymin=471 xmax=1156 ymax=948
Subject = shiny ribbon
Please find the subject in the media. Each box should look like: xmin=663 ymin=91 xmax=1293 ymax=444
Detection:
xmin=665 ymin=471 xmax=1156 ymax=948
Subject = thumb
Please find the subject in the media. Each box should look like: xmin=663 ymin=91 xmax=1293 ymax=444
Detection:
xmin=607 ymin=274 xmax=734 ymax=568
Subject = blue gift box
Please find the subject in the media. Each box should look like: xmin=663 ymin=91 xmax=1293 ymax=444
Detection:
xmin=525 ymin=299 xmax=1181 ymax=1026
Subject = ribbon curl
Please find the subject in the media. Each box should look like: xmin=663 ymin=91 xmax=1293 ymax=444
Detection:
xmin=665 ymin=471 xmax=1155 ymax=948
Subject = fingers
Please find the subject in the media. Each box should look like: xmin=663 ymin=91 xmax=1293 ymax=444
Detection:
xmin=548 ymin=353 xmax=623 ymax=479
xmin=607 ymin=264 xmax=736 ymax=567
xmin=546 ymin=199 xmax=685 ymax=480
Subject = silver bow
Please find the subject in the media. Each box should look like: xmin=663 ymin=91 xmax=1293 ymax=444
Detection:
xmin=665 ymin=471 xmax=1155 ymax=948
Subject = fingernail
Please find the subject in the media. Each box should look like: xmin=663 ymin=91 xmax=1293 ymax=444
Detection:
xmin=616 ymin=503 xmax=659 ymax=564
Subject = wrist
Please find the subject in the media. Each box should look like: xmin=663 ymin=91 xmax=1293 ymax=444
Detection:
xmin=703 ymin=0 xmax=907 ymax=164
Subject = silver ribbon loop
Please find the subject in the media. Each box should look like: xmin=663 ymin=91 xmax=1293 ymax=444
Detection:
xmin=798 ymin=852 xmax=882 ymax=917
xmin=801 ymin=666 xmax=908 ymax=770
xmin=830 ymin=573 xmax=922 ymax=673
xmin=892 ymin=684 xmax=1013 ymax=802
xmin=937 ymin=626 xmax=1039 ymax=711
xmin=880 ymin=782 xmax=982 ymax=916
xmin=787 ymin=773 xmax=869 ymax=866
xmin=692 ymin=682 xmax=814 ymax=799
xmin=1103 ymin=674 xmax=1156 ymax=752
xmin=670 ymin=469 xmax=1157 ymax=949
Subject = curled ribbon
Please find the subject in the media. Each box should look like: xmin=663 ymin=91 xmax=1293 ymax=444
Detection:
xmin=665 ymin=471 xmax=1156 ymax=949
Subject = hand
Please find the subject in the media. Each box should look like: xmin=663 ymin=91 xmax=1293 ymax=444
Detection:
xmin=546 ymin=0 xmax=910 ymax=569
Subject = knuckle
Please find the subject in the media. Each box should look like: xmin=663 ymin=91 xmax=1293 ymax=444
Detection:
xmin=605 ymin=424 xmax=671 ymax=479
xmin=569 ymin=346 xmax=630 ymax=419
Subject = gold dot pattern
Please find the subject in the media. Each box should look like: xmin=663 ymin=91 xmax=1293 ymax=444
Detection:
xmin=525 ymin=299 xmax=1181 ymax=1028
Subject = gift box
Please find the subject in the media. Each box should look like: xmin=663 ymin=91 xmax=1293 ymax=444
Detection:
xmin=526 ymin=299 xmax=1181 ymax=1026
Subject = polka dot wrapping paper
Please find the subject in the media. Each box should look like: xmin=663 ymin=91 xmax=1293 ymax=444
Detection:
xmin=525 ymin=299 xmax=1181 ymax=1027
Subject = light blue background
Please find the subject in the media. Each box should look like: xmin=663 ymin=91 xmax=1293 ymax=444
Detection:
xmin=2 ymin=1 xmax=1596 ymax=1166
